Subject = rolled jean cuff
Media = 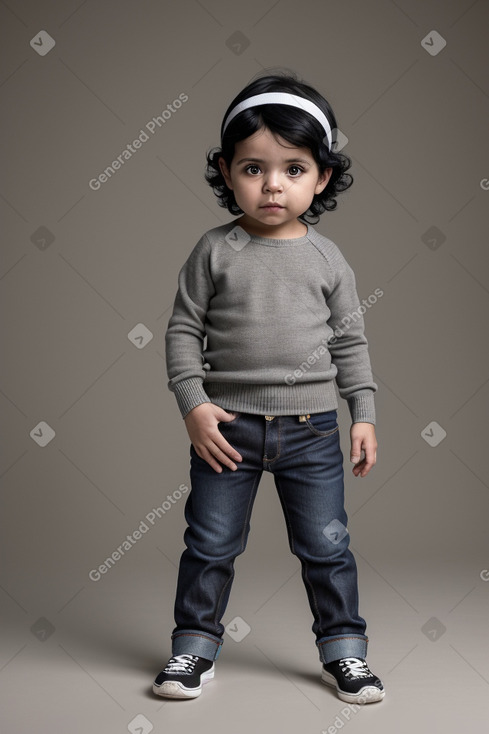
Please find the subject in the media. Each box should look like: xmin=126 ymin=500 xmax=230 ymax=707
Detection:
xmin=316 ymin=634 xmax=368 ymax=664
xmin=171 ymin=630 xmax=223 ymax=661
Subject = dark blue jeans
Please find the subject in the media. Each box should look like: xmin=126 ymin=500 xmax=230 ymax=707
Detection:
xmin=171 ymin=410 xmax=368 ymax=665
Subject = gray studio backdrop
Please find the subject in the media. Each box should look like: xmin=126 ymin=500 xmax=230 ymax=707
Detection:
xmin=1 ymin=1 xmax=488 ymax=733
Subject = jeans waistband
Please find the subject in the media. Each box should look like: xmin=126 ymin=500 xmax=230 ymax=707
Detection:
xmin=264 ymin=414 xmax=311 ymax=421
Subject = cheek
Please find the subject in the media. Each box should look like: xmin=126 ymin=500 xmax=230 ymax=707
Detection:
xmin=234 ymin=179 xmax=254 ymax=198
xmin=303 ymin=179 xmax=320 ymax=197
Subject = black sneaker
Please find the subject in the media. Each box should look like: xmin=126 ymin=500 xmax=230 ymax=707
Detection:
xmin=152 ymin=654 xmax=214 ymax=699
xmin=321 ymin=657 xmax=385 ymax=703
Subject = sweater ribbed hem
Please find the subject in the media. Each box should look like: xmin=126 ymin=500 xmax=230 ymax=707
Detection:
xmin=203 ymin=380 xmax=338 ymax=416
xmin=171 ymin=377 xmax=376 ymax=424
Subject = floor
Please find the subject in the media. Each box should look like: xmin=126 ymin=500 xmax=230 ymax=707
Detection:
xmin=2 ymin=548 xmax=488 ymax=733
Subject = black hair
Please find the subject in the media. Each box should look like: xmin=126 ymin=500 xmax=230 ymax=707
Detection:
xmin=205 ymin=70 xmax=353 ymax=224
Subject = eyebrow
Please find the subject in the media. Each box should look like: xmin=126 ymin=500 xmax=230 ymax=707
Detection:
xmin=235 ymin=157 xmax=312 ymax=165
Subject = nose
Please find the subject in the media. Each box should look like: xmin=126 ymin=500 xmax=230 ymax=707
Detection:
xmin=263 ymin=170 xmax=283 ymax=193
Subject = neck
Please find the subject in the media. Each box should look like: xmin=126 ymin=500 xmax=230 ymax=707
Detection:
xmin=236 ymin=216 xmax=307 ymax=239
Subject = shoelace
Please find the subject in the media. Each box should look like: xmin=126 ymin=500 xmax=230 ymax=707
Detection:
xmin=164 ymin=654 xmax=198 ymax=675
xmin=339 ymin=657 xmax=373 ymax=679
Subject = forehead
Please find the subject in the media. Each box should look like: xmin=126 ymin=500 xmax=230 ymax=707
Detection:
xmin=233 ymin=127 xmax=314 ymax=162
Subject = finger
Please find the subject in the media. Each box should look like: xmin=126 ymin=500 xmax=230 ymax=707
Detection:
xmin=350 ymin=451 xmax=362 ymax=463
xmin=206 ymin=440 xmax=240 ymax=471
xmin=350 ymin=443 xmax=364 ymax=464
xmin=197 ymin=446 xmax=224 ymax=473
xmin=363 ymin=447 xmax=377 ymax=470
xmin=352 ymin=457 xmax=368 ymax=476
xmin=360 ymin=455 xmax=376 ymax=476
xmin=219 ymin=410 xmax=237 ymax=423
xmin=214 ymin=434 xmax=243 ymax=463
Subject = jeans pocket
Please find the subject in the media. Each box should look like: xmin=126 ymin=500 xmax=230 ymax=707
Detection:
xmin=304 ymin=410 xmax=339 ymax=437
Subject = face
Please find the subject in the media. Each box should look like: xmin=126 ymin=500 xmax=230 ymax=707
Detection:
xmin=219 ymin=126 xmax=332 ymax=238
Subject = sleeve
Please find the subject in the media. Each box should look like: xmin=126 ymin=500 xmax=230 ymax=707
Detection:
xmin=326 ymin=253 xmax=378 ymax=425
xmin=165 ymin=234 xmax=215 ymax=418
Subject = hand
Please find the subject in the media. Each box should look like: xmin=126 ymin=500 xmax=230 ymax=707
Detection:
xmin=350 ymin=422 xmax=377 ymax=478
xmin=184 ymin=403 xmax=243 ymax=473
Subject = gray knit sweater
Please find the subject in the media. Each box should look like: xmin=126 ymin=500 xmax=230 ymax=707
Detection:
xmin=165 ymin=220 xmax=378 ymax=424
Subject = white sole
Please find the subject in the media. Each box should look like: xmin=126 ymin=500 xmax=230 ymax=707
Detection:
xmin=321 ymin=669 xmax=385 ymax=704
xmin=153 ymin=665 xmax=215 ymax=699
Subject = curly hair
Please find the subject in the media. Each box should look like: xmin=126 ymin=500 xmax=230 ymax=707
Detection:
xmin=205 ymin=70 xmax=353 ymax=224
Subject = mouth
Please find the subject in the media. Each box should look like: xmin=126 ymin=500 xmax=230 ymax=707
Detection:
xmin=261 ymin=203 xmax=284 ymax=210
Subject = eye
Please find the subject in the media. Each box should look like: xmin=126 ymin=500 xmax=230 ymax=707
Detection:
xmin=288 ymin=165 xmax=304 ymax=177
xmin=245 ymin=164 xmax=261 ymax=175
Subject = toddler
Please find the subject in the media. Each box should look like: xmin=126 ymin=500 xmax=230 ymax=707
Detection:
xmin=153 ymin=71 xmax=384 ymax=704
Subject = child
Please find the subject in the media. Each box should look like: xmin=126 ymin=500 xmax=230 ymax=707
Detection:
xmin=153 ymin=71 xmax=385 ymax=704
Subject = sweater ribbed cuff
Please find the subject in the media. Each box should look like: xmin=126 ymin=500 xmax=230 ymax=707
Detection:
xmin=347 ymin=391 xmax=376 ymax=425
xmin=171 ymin=377 xmax=211 ymax=418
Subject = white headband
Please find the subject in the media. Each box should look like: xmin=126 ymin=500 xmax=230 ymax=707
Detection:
xmin=221 ymin=92 xmax=333 ymax=151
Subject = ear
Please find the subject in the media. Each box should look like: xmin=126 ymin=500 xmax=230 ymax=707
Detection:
xmin=314 ymin=167 xmax=332 ymax=195
xmin=218 ymin=156 xmax=233 ymax=190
